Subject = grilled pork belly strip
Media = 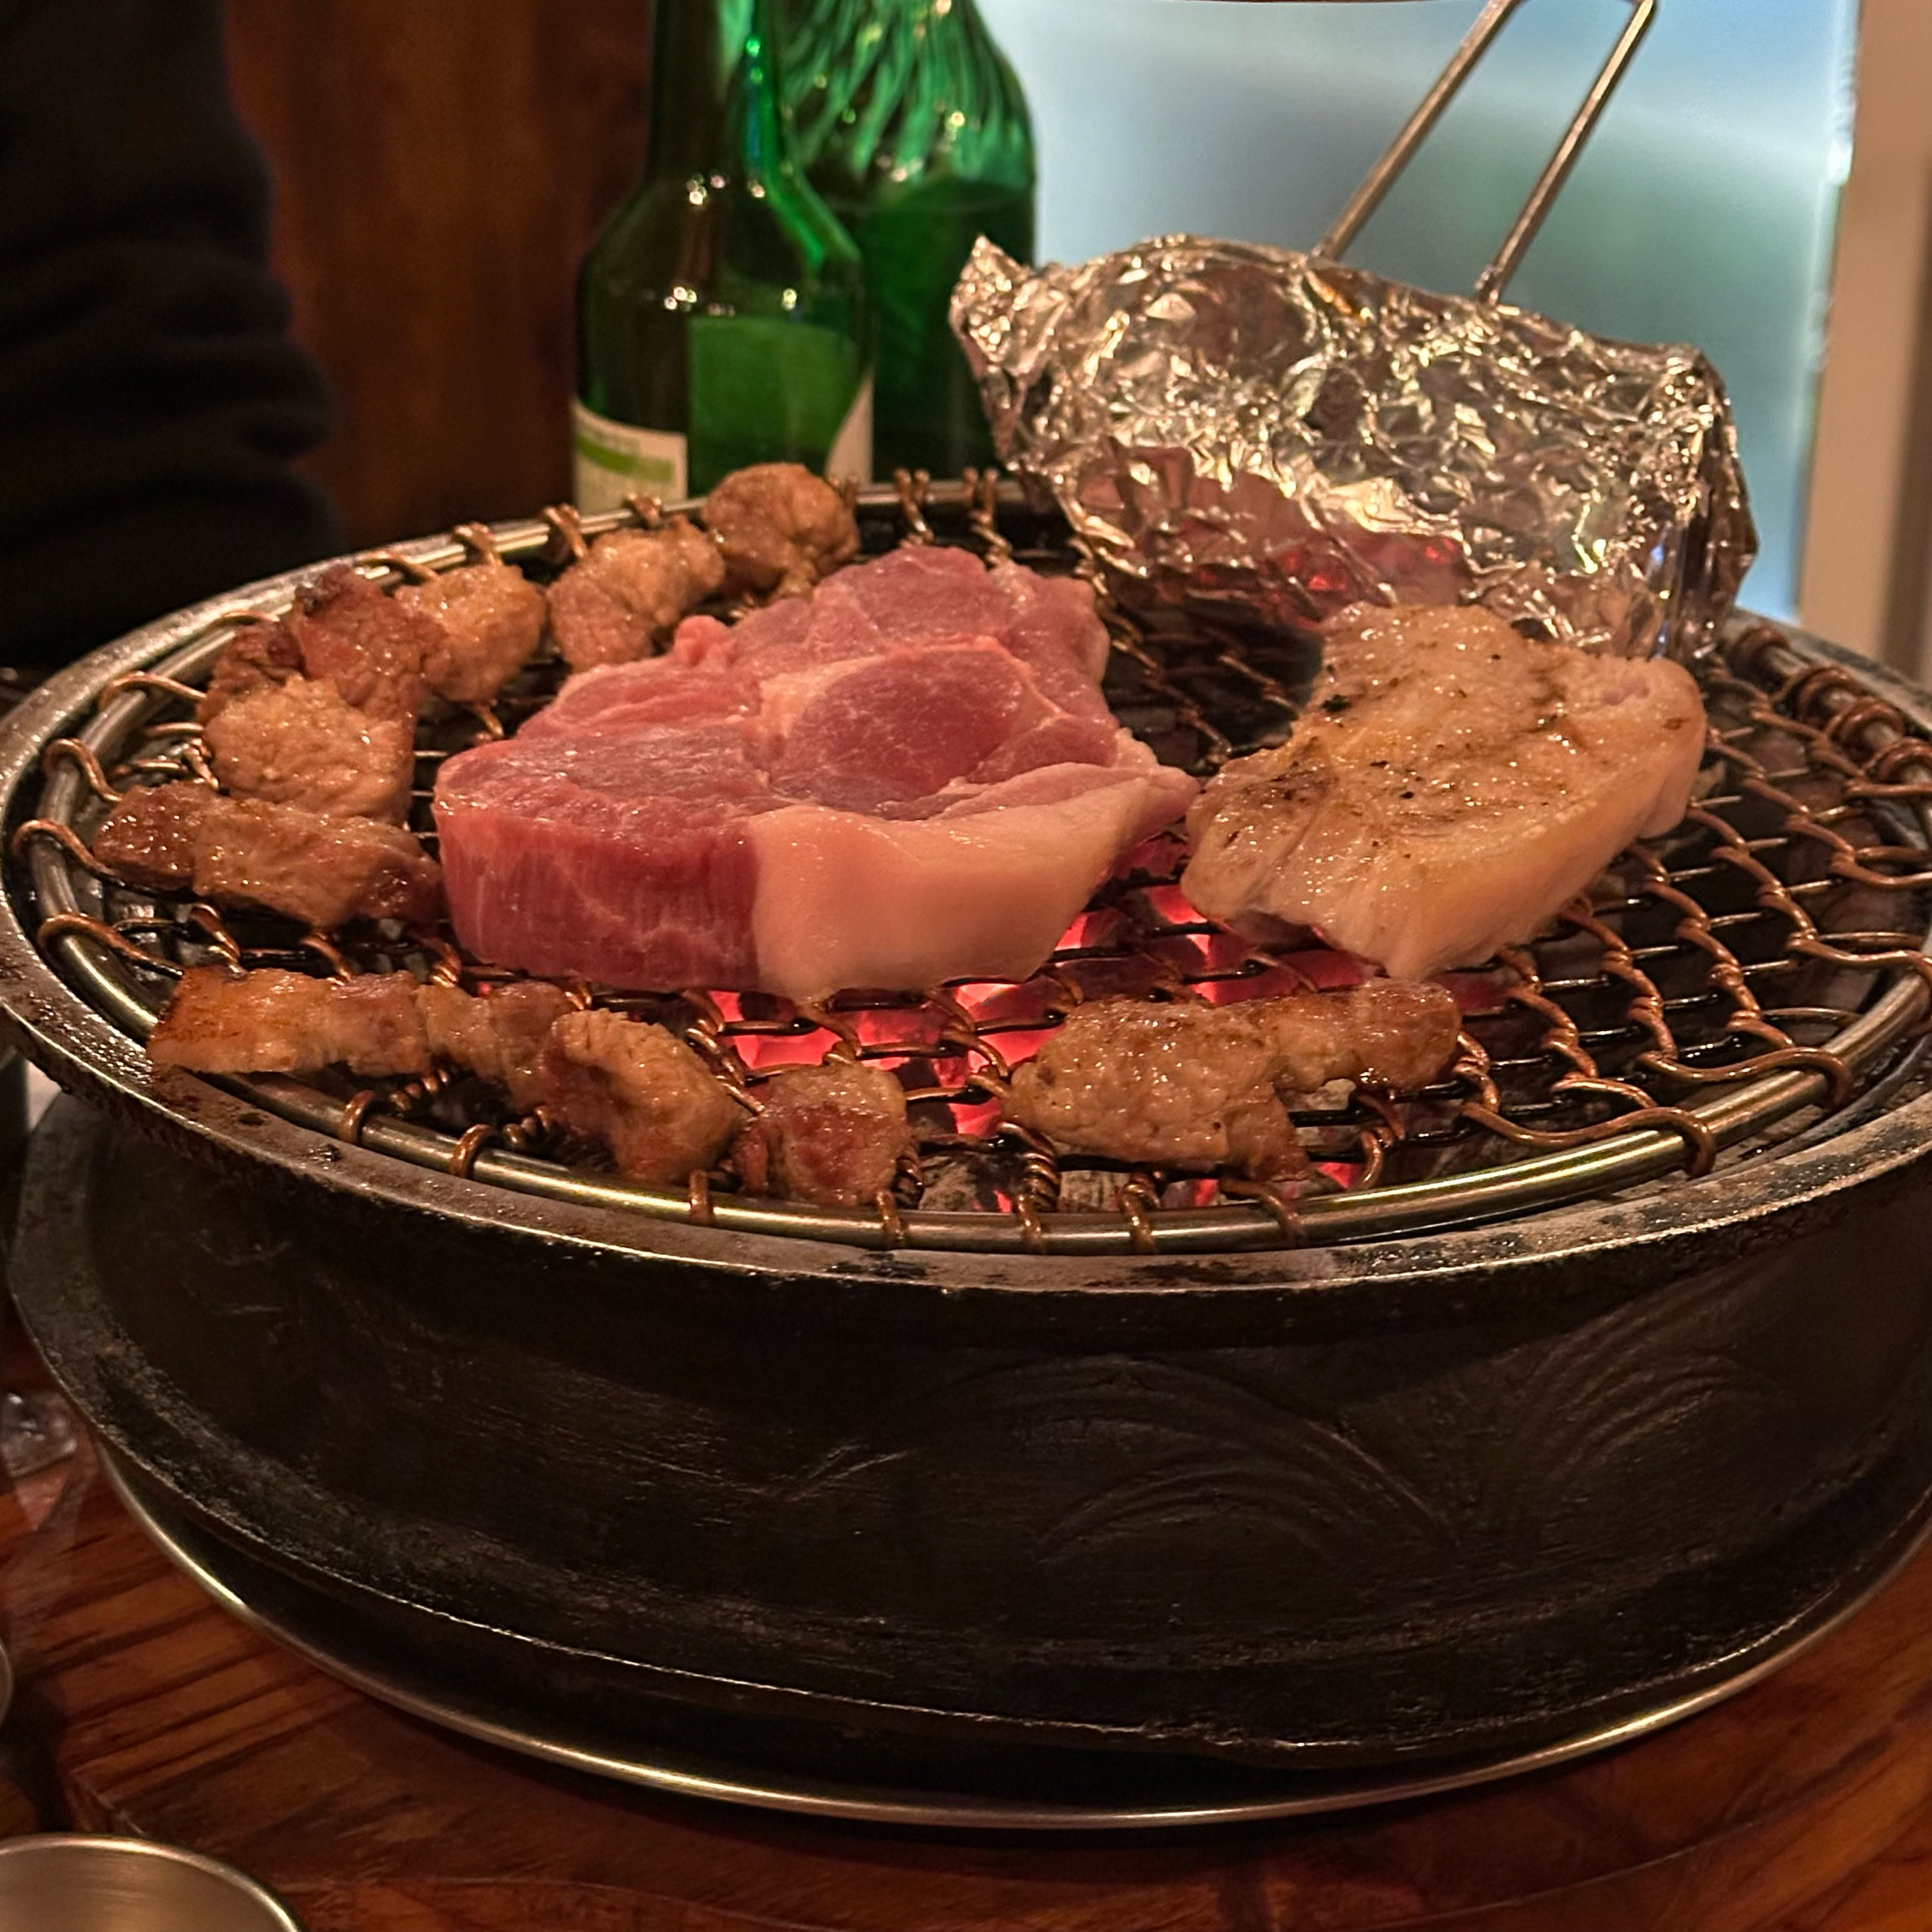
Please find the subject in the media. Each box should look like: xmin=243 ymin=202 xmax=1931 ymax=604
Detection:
xmin=539 ymin=1009 xmax=744 ymax=1184
xmin=150 ymin=969 xmax=431 ymax=1078
xmin=204 ymin=679 xmax=416 ymax=823
xmin=417 ymin=980 xmax=571 ymax=1110
xmin=199 ymin=622 xmax=303 ymax=723
xmin=733 ymin=1059 xmax=914 ymax=1208
xmin=1006 ymin=983 xmax=1461 ymax=1180
xmin=704 ymin=463 xmax=860 ymax=598
xmin=285 ymin=565 xmax=434 ymax=723
xmin=546 ymin=519 xmax=728 ymax=671
xmin=1182 ymin=604 xmax=1708 ymax=981
xmin=93 ymin=785 xmax=442 ymax=929
xmin=396 ymin=560 xmax=547 ymax=703
xmin=149 ymin=968 xmax=570 ymax=1107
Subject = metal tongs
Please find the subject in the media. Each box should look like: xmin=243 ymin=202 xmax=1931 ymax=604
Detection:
xmin=1285 ymin=0 xmax=1657 ymax=300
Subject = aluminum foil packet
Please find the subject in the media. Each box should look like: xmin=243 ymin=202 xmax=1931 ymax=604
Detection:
xmin=951 ymin=234 xmax=1756 ymax=659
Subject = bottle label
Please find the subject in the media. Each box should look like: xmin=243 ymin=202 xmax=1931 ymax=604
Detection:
xmin=825 ymin=376 xmax=873 ymax=487
xmin=572 ymin=400 xmax=688 ymax=512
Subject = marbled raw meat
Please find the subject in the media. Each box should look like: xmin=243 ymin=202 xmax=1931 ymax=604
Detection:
xmin=434 ymin=548 xmax=1195 ymax=999
xmin=1182 ymin=604 xmax=1708 ymax=980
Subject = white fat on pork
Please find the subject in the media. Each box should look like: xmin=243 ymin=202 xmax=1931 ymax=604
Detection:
xmin=1181 ymin=604 xmax=1708 ymax=980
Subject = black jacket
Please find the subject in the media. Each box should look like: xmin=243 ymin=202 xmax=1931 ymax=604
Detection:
xmin=0 ymin=0 xmax=338 ymax=667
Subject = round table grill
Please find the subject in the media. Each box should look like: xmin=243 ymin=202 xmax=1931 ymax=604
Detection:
xmin=8 ymin=482 xmax=1932 ymax=1826
xmin=8 ymin=477 xmax=1932 ymax=1258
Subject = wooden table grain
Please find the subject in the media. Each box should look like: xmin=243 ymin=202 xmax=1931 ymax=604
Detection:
xmin=3 ymin=1428 xmax=1931 ymax=1932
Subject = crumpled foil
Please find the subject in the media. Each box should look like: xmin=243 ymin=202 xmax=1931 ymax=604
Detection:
xmin=951 ymin=234 xmax=1756 ymax=659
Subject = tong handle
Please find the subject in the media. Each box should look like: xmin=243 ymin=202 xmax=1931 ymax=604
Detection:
xmin=1314 ymin=0 xmax=1658 ymax=302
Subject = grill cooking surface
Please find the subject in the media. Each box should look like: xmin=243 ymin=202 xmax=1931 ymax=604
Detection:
xmin=13 ymin=481 xmax=1932 ymax=1254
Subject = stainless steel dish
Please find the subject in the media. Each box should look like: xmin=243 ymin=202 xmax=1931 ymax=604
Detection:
xmin=0 ymin=1836 xmax=300 ymax=1932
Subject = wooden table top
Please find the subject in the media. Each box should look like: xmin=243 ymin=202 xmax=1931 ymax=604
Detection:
xmin=3 ymin=1421 xmax=1932 ymax=1932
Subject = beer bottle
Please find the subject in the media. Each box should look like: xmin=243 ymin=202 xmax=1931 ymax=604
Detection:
xmin=783 ymin=0 xmax=1034 ymax=477
xmin=574 ymin=0 xmax=872 ymax=509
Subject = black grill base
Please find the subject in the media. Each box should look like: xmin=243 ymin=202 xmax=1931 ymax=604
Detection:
xmin=15 ymin=1092 xmax=1932 ymax=1813
xmin=97 ymin=1442 xmax=1932 ymax=1827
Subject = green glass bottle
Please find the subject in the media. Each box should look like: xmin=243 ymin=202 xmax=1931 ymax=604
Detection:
xmin=574 ymin=0 xmax=872 ymax=508
xmin=782 ymin=0 xmax=1034 ymax=477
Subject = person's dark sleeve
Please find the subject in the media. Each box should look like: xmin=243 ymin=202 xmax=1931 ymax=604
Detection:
xmin=0 ymin=0 xmax=341 ymax=670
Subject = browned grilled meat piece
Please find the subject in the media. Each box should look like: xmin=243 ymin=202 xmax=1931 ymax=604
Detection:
xmin=92 ymin=781 xmax=213 ymax=891
xmin=733 ymin=1059 xmax=913 ymax=1207
xmin=418 ymin=979 xmax=572 ymax=1110
xmin=704 ymin=462 xmax=859 ymax=598
xmin=539 ymin=1009 xmax=743 ymax=1184
xmin=148 ymin=969 xmax=572 ymax=1108
xmin=94 ymin=785 xmax=443 ymax=929
xmin=396 ymin=560 xmax=548 ymax=704
xmin=199 ymin=621 xmax=303 ymax=723
xmin=1006 ymin=983 xmax=1461 ymax=1179
xmin=546 ymin=519 xmax=727 ymax=671
xmin=149 ymin=967 xmax=431 ymax=1077
xmin=204 ymin=679 xmax=416 ymax=822
xmin=286 ymin=564 xmax=434 ymax=723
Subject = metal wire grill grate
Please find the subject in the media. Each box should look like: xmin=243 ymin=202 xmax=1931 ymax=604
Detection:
xmin=13 ymin=479 xmax=1932 ymax=1255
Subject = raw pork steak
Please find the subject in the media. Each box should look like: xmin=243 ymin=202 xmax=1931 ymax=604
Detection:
xmin=434 ymin=548 xmax=1196 ymax=999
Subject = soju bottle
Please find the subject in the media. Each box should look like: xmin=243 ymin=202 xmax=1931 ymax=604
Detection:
xmin=574 ymin=0 xmax=872 ymax=509
xmin=782 ymin=0 xmax=1034 ymax=477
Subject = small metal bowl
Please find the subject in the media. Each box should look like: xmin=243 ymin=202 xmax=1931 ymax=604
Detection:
xmin=0 ymin=1835 xmax=301 ymax=1932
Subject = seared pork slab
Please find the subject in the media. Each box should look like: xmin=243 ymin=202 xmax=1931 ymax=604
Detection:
xmin=1007 ymin=983 xmax=1460 ymax=1179
xmin=733 ymin=1059 xmax=913 ymax=1207
xmin=1182 ymin=605 xmax=1707 ymax=980
xmin=435 ymin=546 xmax=1197 ymax=1000
xmin=94 ymin=785 xmax=442 ymax=929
